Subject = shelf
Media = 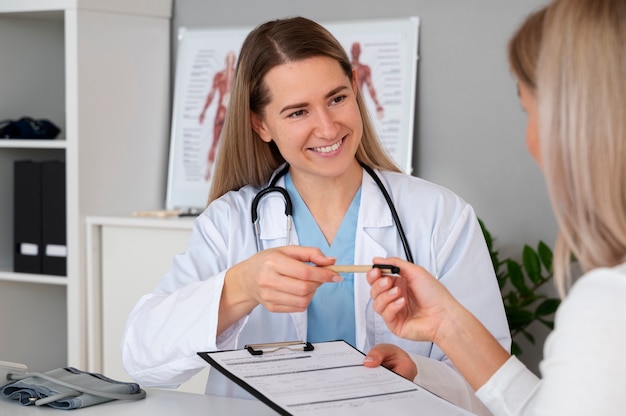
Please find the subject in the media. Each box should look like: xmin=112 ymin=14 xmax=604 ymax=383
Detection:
xmin=0 ymin=139 xmax=66 ymax=149
xmin=0 ymin=0 xmax=173 ymax=375
xmin=0 ymin=268 xmax=67 ymax=286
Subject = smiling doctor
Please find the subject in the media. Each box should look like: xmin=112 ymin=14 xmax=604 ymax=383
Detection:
xmin=121 ymin=16 xmax=510 ymax=414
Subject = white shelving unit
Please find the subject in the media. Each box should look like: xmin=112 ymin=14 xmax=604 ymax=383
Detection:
xmin=0 ymin=0 xmax=172 ymax=372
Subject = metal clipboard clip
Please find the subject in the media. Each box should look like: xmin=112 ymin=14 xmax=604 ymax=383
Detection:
xmin=244 ymin=340 xmax=315 ymax=356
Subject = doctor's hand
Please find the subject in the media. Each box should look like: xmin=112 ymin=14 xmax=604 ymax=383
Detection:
xmin=217 ymin=246 xmax=340 ymax=333
xmin=367 ymin=257 xmax=460 ymax=345
xmin=363 ymin=343 xmax=417 ymax=381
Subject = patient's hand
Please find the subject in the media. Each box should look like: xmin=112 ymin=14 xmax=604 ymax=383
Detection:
xmin=363 ymin=343 xmax=418 ymax=381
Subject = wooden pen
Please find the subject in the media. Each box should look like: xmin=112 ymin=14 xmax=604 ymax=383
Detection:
xmin=323 ymin=264 xmax=400 ymax=274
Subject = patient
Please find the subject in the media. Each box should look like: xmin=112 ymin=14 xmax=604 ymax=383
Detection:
xmin=365 ymin=0 xmax=626 ymax=414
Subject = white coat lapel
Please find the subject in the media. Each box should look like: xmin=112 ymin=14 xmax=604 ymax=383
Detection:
xmin=354 ymin=169 xmax=395 ymax=350
xmin=355 ymin=169 xmax=394 ymax=260
xmin=256 ymin=194 xmax=291 ymax=242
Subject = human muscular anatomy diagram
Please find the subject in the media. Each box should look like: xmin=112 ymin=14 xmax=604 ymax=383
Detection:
xmin=350 ymin=42 xmax=384 ymax=119
xmin=199 ymin=50 xmax=236 ymax=181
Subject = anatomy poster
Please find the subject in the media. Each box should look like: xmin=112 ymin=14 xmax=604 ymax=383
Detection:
xmin=327 ymin=17 xmax=420 ymax=176
xmin=166 ymin=18 xmax=420 ymax=211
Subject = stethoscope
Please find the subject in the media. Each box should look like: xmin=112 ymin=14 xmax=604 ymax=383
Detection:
xmin=250 ymin=162 xmax=414 ymax=263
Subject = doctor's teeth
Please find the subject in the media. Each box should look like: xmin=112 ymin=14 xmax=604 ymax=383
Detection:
xmin=313 ymin=140 xmax=342 ymax=153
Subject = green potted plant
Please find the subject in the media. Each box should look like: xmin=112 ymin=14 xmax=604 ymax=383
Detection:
xmin=479 ymin=219 xmax=561 ymax=356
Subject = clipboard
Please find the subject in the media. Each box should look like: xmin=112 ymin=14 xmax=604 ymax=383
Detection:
xmin=198 ymin=340 xmax=477 ymax=416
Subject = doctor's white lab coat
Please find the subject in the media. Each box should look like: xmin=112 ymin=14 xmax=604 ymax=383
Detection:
xmin=121 ymin=167 xmax=510 ymax=414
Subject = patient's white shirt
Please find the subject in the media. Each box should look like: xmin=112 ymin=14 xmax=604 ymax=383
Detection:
xmin=476 ymin=261 xmax=626 ymax=415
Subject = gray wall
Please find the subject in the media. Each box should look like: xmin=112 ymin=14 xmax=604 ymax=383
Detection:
xmin=171 ymin=0 xmax=555 ymax=374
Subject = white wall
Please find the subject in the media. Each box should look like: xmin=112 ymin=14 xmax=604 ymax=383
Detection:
xmin=171 ymin=0 xmax=555 ymax=374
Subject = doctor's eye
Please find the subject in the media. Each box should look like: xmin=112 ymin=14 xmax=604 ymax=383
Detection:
xmin=330 ymin=95 xmax=347 ymax=106
xmin=287 ymin=109 xmax=307 ymax=118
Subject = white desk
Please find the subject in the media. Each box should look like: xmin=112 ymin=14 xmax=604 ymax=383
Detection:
xmin=0 ymin=388 xmax=279 ymax=415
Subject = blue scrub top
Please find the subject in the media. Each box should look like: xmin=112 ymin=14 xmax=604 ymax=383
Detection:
xmin=285 ymin=173 xmax=360 ymax=347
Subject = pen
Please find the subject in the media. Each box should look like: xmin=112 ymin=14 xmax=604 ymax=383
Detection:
xmin=323 ymin=264 xmax=400 ymax=274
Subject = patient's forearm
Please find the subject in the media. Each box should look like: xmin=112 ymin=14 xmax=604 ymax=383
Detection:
xmin=435 ymin=305 xmax=511 ymax=390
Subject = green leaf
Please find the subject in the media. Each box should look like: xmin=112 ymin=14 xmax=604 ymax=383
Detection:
xmin=504 ymin=304 xmax=518 ymax=316
xmin=504 ymin=291 xmax=519 ymax=307
xmin=497 ymin=275 xmax=507 ymax=290
xmin=538 ymin=241 xmax=553 ymax=273
xmin=507 ymin=309 xmax=534 ymax=326
xmin=507 ymin=260 xmax=530 ymax=295
xmin=511 ymin=341 xmax=522 ymax=356
xmin=519 ymin=293 xmax=544 ymax=308
xmin=522 ymin=245 xmax=542 ymax=284
xmin=479 ymin=218 xmax=492 ymax=246
xmin=535 ymin=298 xmax=560 ymax=316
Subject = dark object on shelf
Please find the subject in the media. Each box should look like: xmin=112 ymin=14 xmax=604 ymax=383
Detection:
xmin=13 ymin=160 xmax=67 ymax=276
xmin=14 ymin=160 xmax=43 ymax=274
xmin=41 ymin=161 xmax=67 ymax=276
xmin=0 ymin=117 xmax=61 ymax=139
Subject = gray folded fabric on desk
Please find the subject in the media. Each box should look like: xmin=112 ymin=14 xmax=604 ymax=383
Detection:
xmin=1 ymin=367 xmax=142 ymax=409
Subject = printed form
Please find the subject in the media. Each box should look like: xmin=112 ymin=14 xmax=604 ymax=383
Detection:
xmin=198 ymin=340 xmax=476 ymax=416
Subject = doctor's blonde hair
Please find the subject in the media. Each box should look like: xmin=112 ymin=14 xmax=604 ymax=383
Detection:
xmin=208 ymin=16 xmax=400 ymax=204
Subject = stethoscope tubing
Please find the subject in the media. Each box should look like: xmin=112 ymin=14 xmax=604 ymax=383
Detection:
xmin=358 ymin=162 xmax=414 ymax=263
xmin=250 ymin=163 xmax=413 ymax=263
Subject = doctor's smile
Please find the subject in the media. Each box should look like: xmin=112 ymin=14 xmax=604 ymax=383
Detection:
xmin=310 ymin=138 xmax=344 ymax=154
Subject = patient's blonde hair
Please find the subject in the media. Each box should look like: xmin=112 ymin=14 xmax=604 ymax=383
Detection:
xmin=508 ymin=7 xmax=546 ymax=90
xmin=539 ymin=0 xmax=626 ymax=295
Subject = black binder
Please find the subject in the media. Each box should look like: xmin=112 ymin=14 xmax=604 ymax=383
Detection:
xmin=13 ymin=160 xmax=43 ymax=274
xmin=41 ymin=160 xmax=67 ymax=276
